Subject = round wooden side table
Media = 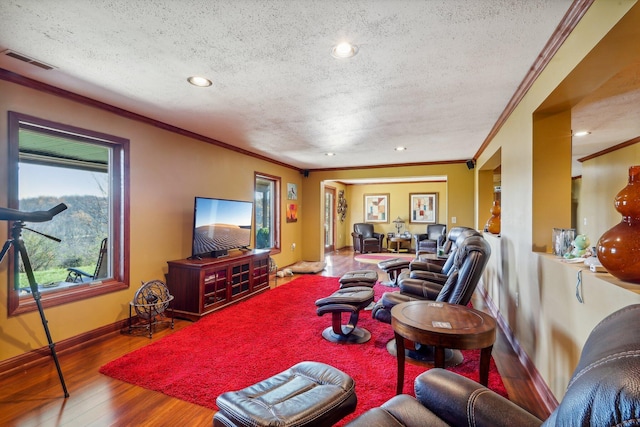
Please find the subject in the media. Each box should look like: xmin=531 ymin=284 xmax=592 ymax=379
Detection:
xmin=391 ymin=300 xmax=496 ymax=394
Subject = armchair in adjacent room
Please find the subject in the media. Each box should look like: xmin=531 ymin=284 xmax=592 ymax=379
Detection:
xmin=351 ymin=223 xmax=384 ymax=253
xmin=413 ymin=223 xmax=447 ymax=254
xmin=348 ymin=304 xmax=640 ymax=427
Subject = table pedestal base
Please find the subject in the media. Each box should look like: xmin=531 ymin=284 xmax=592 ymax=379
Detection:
xmin=386 ymin=339 xmax=464 ymax=367
xmin=322 ymin=326 xmax=371 ymax=344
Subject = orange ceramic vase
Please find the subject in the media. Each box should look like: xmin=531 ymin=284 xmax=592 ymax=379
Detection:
xmin=597 ymin=165 xmax=640 ymax=283
xmin=485 ymin=194 xmax=501 ymax=235
xmin=486 ymin=201 xmax=501 ymax=234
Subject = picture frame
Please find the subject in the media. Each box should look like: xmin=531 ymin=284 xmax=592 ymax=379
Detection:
xmin=287 ymin=183 xmax=297 ymax=200
xmin=364 ymin=193 xmax=389 ymax=223
xmin=410 ymin=193 xmax=437 ymax=224
xmin=286 ymin=203 xmax=298 ymax=223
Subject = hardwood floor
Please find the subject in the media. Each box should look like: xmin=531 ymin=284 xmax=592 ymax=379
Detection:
xmin=0 ymin=249 xmax=550 ymax=426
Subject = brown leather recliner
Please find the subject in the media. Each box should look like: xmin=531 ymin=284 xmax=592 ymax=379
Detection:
xmin=351 ymin=223 xmax=384 ymax=253
xmin=347 ymin=304 xmax=640 ymax=427
xmin=413 ymin=223 xmax=446 ymax=254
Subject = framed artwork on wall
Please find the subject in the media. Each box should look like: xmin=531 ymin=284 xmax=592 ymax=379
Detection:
xmin=286 ymin=203 xmax=298 ymax=223
xmin=287 ymin=183 xmax=297 ymax=200
xmin=364 ymin=193 xmax=389 ymax=223
xmin=410 ymin=193 xmax=437 ymax=224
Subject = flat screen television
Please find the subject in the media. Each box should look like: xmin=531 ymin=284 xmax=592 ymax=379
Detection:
xmin=191 ymin=197 xmax=253 ymax=258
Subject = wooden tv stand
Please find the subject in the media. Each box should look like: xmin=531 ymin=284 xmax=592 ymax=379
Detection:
xmin=166 ymin=249 xmax=270 ymax=321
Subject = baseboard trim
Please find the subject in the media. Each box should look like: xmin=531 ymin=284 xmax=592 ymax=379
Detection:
xmin=2 ymin=288 xmax=559 ymax=417
xmin=0 ymin=317 xmax=131 ymax=378
xmin=478 ymin=287 xmax=559 ymax=415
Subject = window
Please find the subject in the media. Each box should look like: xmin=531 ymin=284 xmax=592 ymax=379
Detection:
xmin=6 ymin=112 xmax=129 ymax=315
xmin=254 ymin=173 xmax=280 ymax=251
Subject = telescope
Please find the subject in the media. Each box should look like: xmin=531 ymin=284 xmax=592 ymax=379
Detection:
xmin=0 ymin=203 xmax=69 ymax=398
xmin=0 ymin=203 xmax=67 ymax=223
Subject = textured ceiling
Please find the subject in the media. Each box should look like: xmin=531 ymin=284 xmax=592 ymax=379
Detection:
xmin=1 ymin=0 xmax=629 ymax=174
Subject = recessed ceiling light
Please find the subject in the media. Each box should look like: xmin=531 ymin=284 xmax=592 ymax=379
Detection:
xmin=187 ymin=76 xmax=212 ymax=87
xmin=395 ymin=146 xmax=407 ymax=151
xmin=331 ymin=42 xmax=358 ymax=59
xmin=573 ymin=130 xmax=591 ymax=137
xmin=325 ymin=152 xmax=336 ymax=156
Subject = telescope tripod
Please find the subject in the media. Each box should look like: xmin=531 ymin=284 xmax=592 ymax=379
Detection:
xmin=0 ymin=204 xmax=69 ymax=398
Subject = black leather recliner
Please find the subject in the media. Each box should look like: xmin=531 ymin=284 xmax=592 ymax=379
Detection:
xmin=413 ymin=223 xmax=447 ymax=254
xmin=372 ymin=233 xmax=491 ymax=324
xmin=405 ymin=226 xmax=480 ymax=286
xmin=347 ymin=304 xmax=640 ymax=426
xmin=351 ymin=223 xmax=384 ymax=253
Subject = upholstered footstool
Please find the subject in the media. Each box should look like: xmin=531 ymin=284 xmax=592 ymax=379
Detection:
xmin=338 ymin=269 xmax=378 ymax=288
xmin=377 ymin=258 xmax=411 ymax=287
xmin=315 ymin=286 xmax=375 ymax=343
xmin=213 ymin=361 xmax=357 ymax=427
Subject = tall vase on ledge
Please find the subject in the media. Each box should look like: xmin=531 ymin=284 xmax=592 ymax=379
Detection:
xmin=597 ymin=165 xmax=640 ymax=283
xmin=485 ymin=186 xmax=501 ymax=235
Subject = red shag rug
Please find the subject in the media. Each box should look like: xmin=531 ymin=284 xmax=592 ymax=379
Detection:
xmin=100 ymin=275 xmax=507 ymax=424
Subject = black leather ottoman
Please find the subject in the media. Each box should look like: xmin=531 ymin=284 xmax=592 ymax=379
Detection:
xmin=316 ymin=286 xmax=375 ymax=343
xmin=213 ymin=361 xmax=357 ymax=427
xmin=338 ymin=269 xmax=378 ymax=288
xmin=377 ymin=258 xmax=410 ymax=287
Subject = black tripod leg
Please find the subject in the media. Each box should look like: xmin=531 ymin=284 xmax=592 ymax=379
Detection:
xmin=16 ymin=239 xmax=69 ymax=398
xmin=0 ymin=239 xmax=12 ymax=264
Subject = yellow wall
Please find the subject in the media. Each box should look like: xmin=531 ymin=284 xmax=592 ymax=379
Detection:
xmin=579 ymin=144 xmax=640 ymax=241
xmin=347 ymin=182 xmax=447 ymax=249
xmin=302 ymin=164 xmax=474 ymax=261
xmin=0 ymin=80 xmax=303 ymax=361
xmin=532 ymin=110 xmax=572 ymax=252
xmin=476 ymin=0 xmax=640 ymax=399
xmin=345 ymin=181 xmax=447 ymax=239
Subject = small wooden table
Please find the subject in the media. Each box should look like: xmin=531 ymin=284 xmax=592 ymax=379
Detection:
xmin=391 ymin=300 xmax=496 ymax=394
xmin=388 ymin=236 xmax=411 ymax=253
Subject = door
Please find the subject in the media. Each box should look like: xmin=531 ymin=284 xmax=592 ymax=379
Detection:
xmin=324 ymin=186 xmax=336 ymax=252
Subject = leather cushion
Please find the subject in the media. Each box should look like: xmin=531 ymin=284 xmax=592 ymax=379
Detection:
xmin=408 ymin=260 xmax=443 ymax=272
xmin=315 ymin=286 xmax=375 ymax=308
xmin=371 ymin=292 xmax=417 ymax=324
xmin=399 ymin=278 xmax=442 ymax=300
xmin=214 ymin=361 xmax=357 ymax=427
xmin=378 ymin=258 xmax=411 ymax=271
xmin=339 ymin=281 xmax=375 ymax=289
xmin=414 ymin=369 xmax=542 ymax=427
xmin=345 ymin=394 xmax=449 ymax=427
xmin=544 ymin=304 xmax=640 ymax=426
xmin=339 ymin=270 xmax=379 ymax=284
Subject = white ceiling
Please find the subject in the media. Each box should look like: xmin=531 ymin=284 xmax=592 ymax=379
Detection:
xmin=1 ymin=0 xmax=635 ymax=174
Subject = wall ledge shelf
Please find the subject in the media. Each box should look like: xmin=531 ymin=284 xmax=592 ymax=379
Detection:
xmin=537 ymin=252 xmax=640 ymax=296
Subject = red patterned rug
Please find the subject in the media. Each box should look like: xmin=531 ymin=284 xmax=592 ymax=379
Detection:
xmin=100 ymin=275 xmax=507 ymax=425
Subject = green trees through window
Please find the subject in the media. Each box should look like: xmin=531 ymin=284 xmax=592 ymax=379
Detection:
xmin=7 ymin=112 xmax=129 ymax=315
xmin=254 ymin=173 xmax=280 ymax=251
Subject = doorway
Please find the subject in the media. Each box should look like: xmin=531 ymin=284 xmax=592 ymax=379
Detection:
xmin=324 ymin=186 xmax=336 ymax=252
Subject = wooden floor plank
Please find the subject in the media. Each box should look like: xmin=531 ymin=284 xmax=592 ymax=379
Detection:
xmin=0 ymin=249 xmax=549 ymax=426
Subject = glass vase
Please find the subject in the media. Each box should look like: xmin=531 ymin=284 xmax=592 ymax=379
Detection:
xmin=596 ymin=165 xmax=640 ymax=283
xmin=553 ymin=228 xmax=575 ymax=257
